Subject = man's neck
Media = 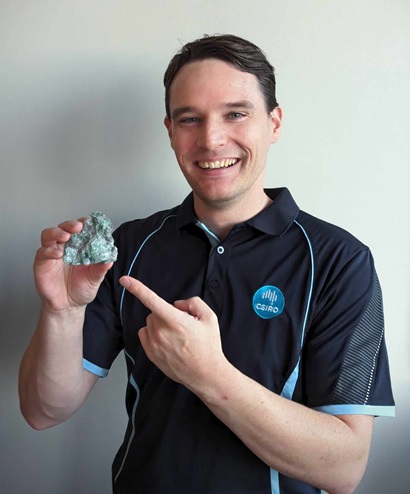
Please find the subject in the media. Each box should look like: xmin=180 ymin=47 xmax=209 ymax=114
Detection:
xmin=193 ymin=191 xmax=272 ymax=240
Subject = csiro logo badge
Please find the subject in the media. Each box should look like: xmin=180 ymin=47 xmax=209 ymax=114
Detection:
xmin=253 ymin=285 xmax=285 ymax=319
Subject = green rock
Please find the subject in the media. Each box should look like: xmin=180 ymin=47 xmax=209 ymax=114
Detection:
xmin=63 ymin=212 xmax=118 ymax=265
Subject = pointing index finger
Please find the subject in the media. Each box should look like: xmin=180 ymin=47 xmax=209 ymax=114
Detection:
xmin=119 ymin=276 xmax=179 ymax=321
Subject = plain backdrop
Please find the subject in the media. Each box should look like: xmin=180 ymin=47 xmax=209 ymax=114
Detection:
xmin=1 ymin=1 xmax=409 ymax=493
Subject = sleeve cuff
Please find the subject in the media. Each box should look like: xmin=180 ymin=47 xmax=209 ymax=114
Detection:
xmin=83 ymin=358 xmax=109 ymax=378
xmin=313 ymin=404 xmax=395 ymax=417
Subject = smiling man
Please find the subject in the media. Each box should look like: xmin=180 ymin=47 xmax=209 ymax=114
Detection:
xmin=19 ymin=35 xmax=395 ymax=494
xmin=164 ymin=58 xmax=281 ymax=235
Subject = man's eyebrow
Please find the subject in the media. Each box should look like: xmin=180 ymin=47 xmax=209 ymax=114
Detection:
xmin=224 ymin=100 xmax=256 ymax=110
xmin=171 ymin=106 xmax=198 ymax=120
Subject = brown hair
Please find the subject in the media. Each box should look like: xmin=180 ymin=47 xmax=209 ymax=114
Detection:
xmin=163 ymin=34 xmax=279 ymax=119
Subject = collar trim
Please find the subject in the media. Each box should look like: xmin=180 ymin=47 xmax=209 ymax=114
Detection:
xmin=176 ymin=188 xmax=299 ymax=237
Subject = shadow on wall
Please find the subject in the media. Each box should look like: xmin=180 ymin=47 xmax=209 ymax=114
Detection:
xmin=31 ymin=65 xmax=165 ymax=213
xmin=5 ymin=60 xmax=174 ymax=230
xmin=355 ymin=382 xmax=410 ymax=494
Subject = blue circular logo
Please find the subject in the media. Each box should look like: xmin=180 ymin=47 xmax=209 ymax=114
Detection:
xmin=253 ymin=285 xmax=285 ymax=319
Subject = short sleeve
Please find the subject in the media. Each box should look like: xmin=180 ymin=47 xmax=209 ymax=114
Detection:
xmin=303 ymin=248 xmax=395 ymax=417
xmin=82 ymin=266 xmax=124 ymax=377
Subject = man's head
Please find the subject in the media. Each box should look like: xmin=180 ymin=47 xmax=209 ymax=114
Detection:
xmin=164 ymin=34 xmax=279 ymax=120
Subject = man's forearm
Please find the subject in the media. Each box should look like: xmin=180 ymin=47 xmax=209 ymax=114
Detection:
xmin=18 ymin=305 xmax=96 ymax=430
xmin=192 ymin=360 xmax=373 ymax=494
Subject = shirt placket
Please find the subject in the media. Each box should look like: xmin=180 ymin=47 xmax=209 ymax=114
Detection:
xmin=203 ymin=240 xmax=231 ymax=316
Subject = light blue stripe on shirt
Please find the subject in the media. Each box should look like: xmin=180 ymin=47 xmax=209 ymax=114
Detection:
xmin=83 ymin=358 xmax=109 ymax=377
xmin=314 ymin=404 xmax=395 ymax=417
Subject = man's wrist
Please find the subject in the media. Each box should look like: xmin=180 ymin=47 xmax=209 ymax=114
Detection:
xmin=39 ymin=302 xmax=87 ymax=322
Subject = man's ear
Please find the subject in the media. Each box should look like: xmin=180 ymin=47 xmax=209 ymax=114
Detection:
xmin=270 ymin=107 xmax=282 ymax=144
xmin=164 ymin=116 xmax=172 ymax=140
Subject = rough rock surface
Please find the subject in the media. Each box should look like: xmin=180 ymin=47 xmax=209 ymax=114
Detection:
xmin=63 ymin=211 xmax=118 ymax=265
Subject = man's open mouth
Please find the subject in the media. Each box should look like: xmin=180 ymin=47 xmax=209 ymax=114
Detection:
xmin=196 ymin=158 xmax=239 ymax=169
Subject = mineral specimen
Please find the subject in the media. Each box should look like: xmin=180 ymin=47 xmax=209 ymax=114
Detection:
xmin=63 ymin=211 xmax=118 ymax=265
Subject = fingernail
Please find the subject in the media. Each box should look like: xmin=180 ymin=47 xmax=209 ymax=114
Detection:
xmin=120 ymin=276 xmax=130 ymax=288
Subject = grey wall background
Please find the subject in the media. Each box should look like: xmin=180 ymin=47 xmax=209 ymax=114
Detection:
xmin=1 ymin=1 xmax=409 ymax=493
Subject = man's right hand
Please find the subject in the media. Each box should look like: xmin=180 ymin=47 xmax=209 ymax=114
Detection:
xmin=34 ymin=219 xmax=113 ymax=312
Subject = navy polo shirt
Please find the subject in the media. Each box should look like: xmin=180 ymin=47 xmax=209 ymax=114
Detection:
xmin=83 ymin=188 xmax=395 ymax=494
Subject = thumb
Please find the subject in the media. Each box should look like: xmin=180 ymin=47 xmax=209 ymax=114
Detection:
xmin=174 ymin=297 xmax=215 ymax=321
xmin=88 ymin=262 xmax=113 ymax=285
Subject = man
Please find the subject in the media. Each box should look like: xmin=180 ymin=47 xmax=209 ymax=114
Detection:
xmin=19 ymin=35 xmax=395 ymax=494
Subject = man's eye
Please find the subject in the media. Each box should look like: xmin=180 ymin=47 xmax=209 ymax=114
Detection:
xmin=228 ymin=112 xmax=245 ymax=119
xmin=180 ymin=117 xmax=199 ymax=124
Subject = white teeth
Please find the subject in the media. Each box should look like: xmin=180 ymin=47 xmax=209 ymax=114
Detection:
xmin=197 ymin=159 xmax=238 ymax=169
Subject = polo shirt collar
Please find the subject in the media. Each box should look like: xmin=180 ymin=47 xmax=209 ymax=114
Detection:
xmin=247 ymin=188 xmax=300 ymax=236
xmin=176 ymin=188 xmax=299 ymax=237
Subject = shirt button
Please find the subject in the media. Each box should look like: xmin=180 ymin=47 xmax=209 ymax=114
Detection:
xmin=217 ymin=246 xmax=224 ymax=254
xmin=209 ymin=279 xmax=220 ymax=289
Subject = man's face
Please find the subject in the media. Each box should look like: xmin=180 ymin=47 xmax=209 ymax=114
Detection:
xmin=164 ymin=59 xmax=282 ymax=211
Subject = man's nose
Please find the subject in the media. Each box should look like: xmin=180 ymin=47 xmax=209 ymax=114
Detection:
xmin=197 ymin=120 xmax=226 ymax=150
